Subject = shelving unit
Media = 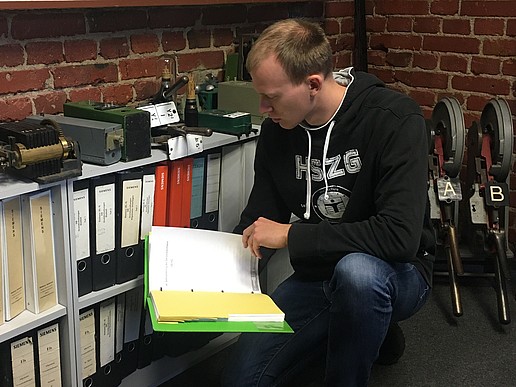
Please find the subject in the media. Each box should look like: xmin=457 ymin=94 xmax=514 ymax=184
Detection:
xmin=0 ymin=127 xmax=259 ymax=386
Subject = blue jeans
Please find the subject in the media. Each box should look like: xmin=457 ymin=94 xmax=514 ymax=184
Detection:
xmin=221 ymin=253 xmax=430 ymax=387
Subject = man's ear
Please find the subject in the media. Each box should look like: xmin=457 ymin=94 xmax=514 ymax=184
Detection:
xmin=307 ymin=75 xmax=323 ymax=95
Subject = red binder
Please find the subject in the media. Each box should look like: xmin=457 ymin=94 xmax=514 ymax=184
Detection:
xmin=153 ymin=162 xmax=168 ymax=227
xmin=166 ymin=159 xmax=183 ymax=227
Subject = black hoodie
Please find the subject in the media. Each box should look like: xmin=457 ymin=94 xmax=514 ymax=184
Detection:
xmin=235 ymin=68 xmax=435 ymax=286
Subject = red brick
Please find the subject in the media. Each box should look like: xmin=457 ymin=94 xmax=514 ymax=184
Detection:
xmin=213 ymin=28 xmax=234 ymax=47
xmin=131 ymin=33 xmax=159 ymax=54
xmin=324 ymin=19 xmax=341 ymax=35
xmin=64 ymin=40 xmax=97 ymax=62
xmin=366 ymin=16 xmax=387 ymax=33
xmin=440 ymin=54 xmax=468 ymax=72
xmin=330 ymin=35 xmax=354 ymax=52
xmin=423 ymin=36 xmax=480 ymax=54
xmin=451 ymin=75 xmax=510 ymax=95
xmin=119 ymin=57 xmax=158 ymax=80
xmin=0 ymin=44 xmax=24 ymax=67
xmin=177 ymin=51 xmax=225 ymax=72
xmin=88 ymin=10 xmax=147 ymax=33
xmin=386 ymin=52 xmax=412 ymax=67
xmin=101 ymin=84 xmax=133 ymax=105
xmin=508 ymin=19 xmax=516 ymax=37
xmin=53 ymin=64 xmax=118 ymax=88
xmin=0 ymin=97 xmax=32 ymax=121
xmin=100 ymin=37 xmax=129 ymax=60
xmin=325 ymin=1 xmax=354 ymax=18
xmin=461 ymin=1 xmax=516 ymax=17
xmin=12 ymin=13 xmax=85 ymax=39
xmin=466 ymin=95 xmax=493 ymax=112
xmin=369 ymin=68 xmax=395 ymax=84
xmin=203 ymin=5 xmax=248 ymax=25
xmin=471 ymin=56 xmax=501 ymax=76
xmin=502 ymin=59 xmax=516 ymax=77
xmin=443 ymin=18 xmax=471 ymax=35
xmin=370 ymin=33 xmax=422 ymax=50
xmin=68 ymin=87 xmax=102 ymax=103
xmin=430 ymin=0 xmax=460 ymax=16
xmin=162 ymin=32 xmax=187 ymax=52
xmin=413 ymin=53 xmax=438 ymax=70
xmin=413 ymin=17 xmax=441 ymax=33
xmin=334 ymin=52 xmax=352 ymax=70
xmin=374 ymin=0 xmax=430 ymax=15
xmin=408 ymin=89 xmax=437 ymax=107
xmin=483 ymin=39 xmax=516 ymax=57
xmin=367 ymin=51 xmax=387 ymax=66
xmin=474 ymin=18 xmax=505 ymax=36
xmin=148 ymin=7 xmax=201 ymax=29
xmin=394 ymin=70 xmax=448 ymax=88
xmin=187 ymin=29 xmax=211 ymax=49
xmin=339 ymin=17 xmax=354 ymax=34
xmin=386 ymin=17 xmax=413 ymax=32
xmin=34 ymin=91 xmax=68 ymax=115
xmin=0 ymin=69 xmax=49 ymax=94
xmin=134 ymin=79 xmax=158 ymax=101
xmin=26 ymin=41 xmax=64 ymax=65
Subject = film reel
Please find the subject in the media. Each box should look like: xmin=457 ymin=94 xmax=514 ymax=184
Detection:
xmin=480 ymin=98 xmax=514 ymax=182
xmin=431 ymin=97 xmax=466 ymax=178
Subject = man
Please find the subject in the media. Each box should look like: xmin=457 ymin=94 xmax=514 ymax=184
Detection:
xmin=222 ymin=18 xmax=435 ymax=386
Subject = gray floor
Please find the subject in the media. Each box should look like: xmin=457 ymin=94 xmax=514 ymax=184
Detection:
xmin=160 ymin=270 xmax=516 ymax=386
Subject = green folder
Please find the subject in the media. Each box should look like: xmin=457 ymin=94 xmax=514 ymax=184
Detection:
xmin=144 ymin=235 xmax=293 ymax=333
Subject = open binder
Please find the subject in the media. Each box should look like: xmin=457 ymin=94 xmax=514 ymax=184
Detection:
xmin=144 ymin=226 xmax=292 ymax=333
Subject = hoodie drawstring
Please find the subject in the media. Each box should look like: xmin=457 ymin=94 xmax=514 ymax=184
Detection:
xmin=303 ymin=120 xmax=335 ymax=220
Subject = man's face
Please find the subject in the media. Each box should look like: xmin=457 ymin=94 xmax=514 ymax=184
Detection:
xmin=250 ymin=55 xmax=313 ymax=129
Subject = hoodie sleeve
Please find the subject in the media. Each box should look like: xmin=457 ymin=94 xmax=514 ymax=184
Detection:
xmin=288 ymin=111 xmax=429 ymax=264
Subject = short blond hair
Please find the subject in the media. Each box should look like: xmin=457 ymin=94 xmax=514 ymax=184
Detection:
xmin=246 ymin=18 xmax=334 ymax=85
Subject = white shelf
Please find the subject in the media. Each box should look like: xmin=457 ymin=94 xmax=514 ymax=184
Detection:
xmin=0 ymin=305 xmax=67 ymax=343
xmin=77 ymin=276 xmax=144 ymax=310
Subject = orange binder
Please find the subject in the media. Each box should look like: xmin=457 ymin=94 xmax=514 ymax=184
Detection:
xmin=153 ymin=162 xmax=168 ymax=227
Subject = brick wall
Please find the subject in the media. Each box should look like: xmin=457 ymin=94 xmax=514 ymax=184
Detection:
xmin=1 ymin=0 xmax=516 ymax=246
xmin=326 ymin=0 xmax=516 ymax=247
xmin=0 ymin=2 xmax=324 ymax=121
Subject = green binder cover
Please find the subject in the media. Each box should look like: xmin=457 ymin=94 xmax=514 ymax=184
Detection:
xmin=144 ymin=235 xmax=293 ymax=334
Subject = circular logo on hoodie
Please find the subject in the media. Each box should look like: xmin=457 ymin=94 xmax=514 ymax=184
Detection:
xmin=312 ymin=185 xmax=350 ymax=221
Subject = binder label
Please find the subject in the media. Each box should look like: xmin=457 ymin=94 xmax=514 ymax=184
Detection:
xmin=140 ymin=174 xmax=156 ymax=241
xmin=121 ymin=179 xmax=142 ymax=248
xmin=95 ymin=183 xmax=115 ymax=254
xmin=11 ymin=335 xmax=36 ymax=386
xmin=37 ymin=323 xmax=62 ymax=387
xmin=73 ymin=188 xmax=90 ymax=260
xmin=79 ymin=309 xmax=96 ymax=379
xmin=99 ymin=298 xmax=116 ymax=367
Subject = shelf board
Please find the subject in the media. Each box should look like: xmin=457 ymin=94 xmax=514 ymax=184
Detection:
xmin=0 ymin=305 xmax=67 ymax=343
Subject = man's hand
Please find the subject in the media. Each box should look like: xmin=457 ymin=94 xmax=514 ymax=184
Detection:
xmin=242 ymin=217 xmax=292 ymax=258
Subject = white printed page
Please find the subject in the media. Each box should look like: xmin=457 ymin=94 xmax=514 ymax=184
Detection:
xmin=148 ymin=226 xmax=260 ymax=294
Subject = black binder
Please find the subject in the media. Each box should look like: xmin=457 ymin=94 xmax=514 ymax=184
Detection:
xmin=72 ymin=179 xmax=93 ymax=296
xmin=139 ymin=165 xmax=156 ymax=276
xmin=199 ymin=150 xmax=222 ymax=230
xmin=94 ymin=298 xmax=119 ymax=387
xmin=79 ymin=307 xmax=98 ymax=387
xmin=120 ymin=287 xmax=143 ymax=379
xmin=137 ymin=309 xmax=154 ymax=369
xmin=89 ymin=174 xmax=117 ymax=291
xmin=115 ymin=169 xmax=143 ymax=284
